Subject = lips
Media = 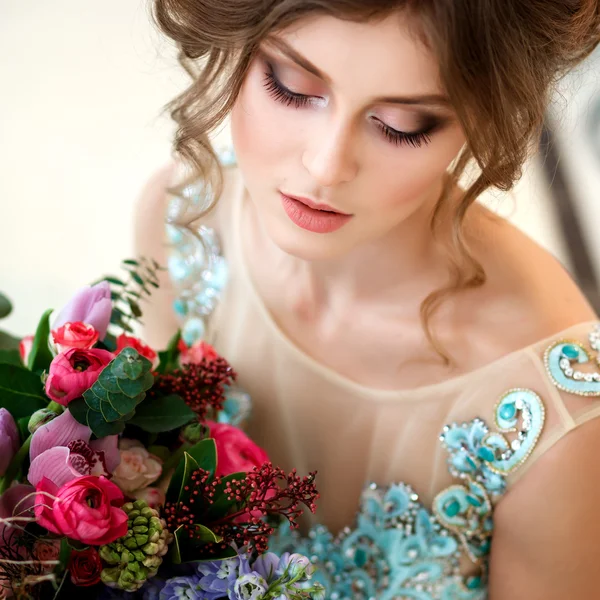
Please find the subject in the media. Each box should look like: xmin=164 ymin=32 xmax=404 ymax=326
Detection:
xmin=280 ymin=192 xmax=352 ymax=234
xmin=281 ymin=193 xmax=350 ymax=216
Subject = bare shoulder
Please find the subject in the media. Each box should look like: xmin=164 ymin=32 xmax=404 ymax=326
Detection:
xmin=465 ymin=205 xmax=597 ymax=355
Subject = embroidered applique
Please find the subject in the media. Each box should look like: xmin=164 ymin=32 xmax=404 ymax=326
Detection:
xmin=269 ymin=389 xmax=546 ymax=600
xmin=544 ymin=323 xmax=600 ymax=397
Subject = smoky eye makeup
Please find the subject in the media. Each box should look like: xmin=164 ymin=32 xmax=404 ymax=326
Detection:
xmin=258 ymin=55 xmax=448 ymax=148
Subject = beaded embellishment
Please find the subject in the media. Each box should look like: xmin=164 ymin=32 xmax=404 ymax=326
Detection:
xmin=544 ymin=323 xmax=600 ymax=397
xmin=269 ymin=389 xmax=546 ymax=600
xmin=166 ymin=146 xmax=236 ymax=346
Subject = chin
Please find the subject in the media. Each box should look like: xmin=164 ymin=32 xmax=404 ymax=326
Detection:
xmin=265 ymin=218 xmax=357 ymax=262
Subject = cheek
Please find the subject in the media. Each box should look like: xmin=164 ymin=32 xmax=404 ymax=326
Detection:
xmin=231 ymin=67 xmax=297 ymax=171
xmin=368 ymin=127 xmax=465 ymax=212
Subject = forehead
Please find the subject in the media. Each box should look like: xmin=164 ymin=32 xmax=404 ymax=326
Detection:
xmin=269 ymin=13 xmax=443 ymax=98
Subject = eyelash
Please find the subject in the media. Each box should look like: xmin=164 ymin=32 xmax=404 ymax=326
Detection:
xmin=262 ymin=67 xmax=434 ymax=149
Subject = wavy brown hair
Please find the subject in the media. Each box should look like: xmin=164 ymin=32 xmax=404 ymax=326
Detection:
xmin=152 ymin=0 xmax=600 ymax=363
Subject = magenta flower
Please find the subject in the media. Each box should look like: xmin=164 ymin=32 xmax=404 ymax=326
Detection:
xmin=35 ymin=475 xmax=128 ymax=546
xmin=28 ymin=410 xmax=120 ymax=488
xmin=45 ymin=348 xmax=114 ymax=406
xmin=52 ymin=281 xmax=112 ymax=341
xmin=0 ymin=408 xmax=20 ymax=476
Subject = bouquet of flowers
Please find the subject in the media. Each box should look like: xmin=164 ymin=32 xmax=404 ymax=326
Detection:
xmin=0 ymin=259 xmax=322 ymax=600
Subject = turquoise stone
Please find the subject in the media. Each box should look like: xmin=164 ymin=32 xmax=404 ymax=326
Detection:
xmin=354 ymin=548 xmax=368 ymax=568
xmin=466 ymin=494 xmax=482 ymax=507
xmin=444 ymin=500 xmax=461 ymax=517
xmin=562 ymin=344 xmax=580 ymax=360
xmin=466 ymin=576 xmax=482 ymax=590
xmin=499 ymin=402 xmax=517 ymax=420
xmin=477 ymin=447 xmax=496 ymax=463
xmin=466 ymin=456 xmax=478 ymax=470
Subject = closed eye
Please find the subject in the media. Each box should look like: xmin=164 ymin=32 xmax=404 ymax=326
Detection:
xmin=262 ymin=63 xmax=437 ymax=148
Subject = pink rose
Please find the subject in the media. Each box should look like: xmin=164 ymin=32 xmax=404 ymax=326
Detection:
xmin=51 ymin=321 xmax=99 ymax=353
xmin=111 ymin=439 xmax=162 ymax=493
xmin=19 ymin=335 xmax=34 ymax=365
xmin=207 ymin=421 xmax=269 ymax=477
xmin=116 ymin=334 xmax=158 ymax=369
xmin=34 ymin=475 xmax=127 ymax=546
xmin=178 ymin=339 xmax=219 ymax=366
xmin=133 ymin=486 xmax=166 ymax=509
xmin=45 ymin=348 xmax=114 ymax=406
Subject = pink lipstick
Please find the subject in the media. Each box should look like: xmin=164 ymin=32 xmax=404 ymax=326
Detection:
xmin=280 ymin=192 xmax=352 ymax=234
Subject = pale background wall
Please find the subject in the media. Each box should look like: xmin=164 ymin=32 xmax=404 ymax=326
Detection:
xmin=1 ymin=1 xmax=597 ymax=338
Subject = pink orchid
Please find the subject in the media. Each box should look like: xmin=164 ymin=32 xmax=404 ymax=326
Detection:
xmin=28 ymin=410 xmax=120 ymax=488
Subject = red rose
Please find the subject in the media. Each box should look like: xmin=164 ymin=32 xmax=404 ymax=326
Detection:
xmin=68 ymin=548 xmax=102 ymax=587
xmin=35 ymin=475 xmax=128 ymax=546
xmin=45 ymin=348 xmax=114 ymax=406
xmin=51 ymin=321 xmax=99 ymax=353
xmin=178 ymin=339 xmax=220 ymax=365
xmin=116 ymin=333 xmax=158 ymax=369
xmin=207 ymin=421 xmax=269 ymax=477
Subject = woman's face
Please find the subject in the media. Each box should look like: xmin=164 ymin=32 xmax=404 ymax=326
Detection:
xmin=231 ymin=12 xmax=466 ymax=261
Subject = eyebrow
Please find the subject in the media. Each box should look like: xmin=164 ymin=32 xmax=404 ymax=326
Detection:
xmin=264 ymin=37 xmax=451 ymax=108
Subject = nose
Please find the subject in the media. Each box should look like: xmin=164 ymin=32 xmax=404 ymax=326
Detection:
xmin=301 ymin=118 xmax=358 ymax=187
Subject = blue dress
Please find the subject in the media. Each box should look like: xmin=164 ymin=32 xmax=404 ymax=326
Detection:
xmin=165 ymin=150 xmax=600 ymax=599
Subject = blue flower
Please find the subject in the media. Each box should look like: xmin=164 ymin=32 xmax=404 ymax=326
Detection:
xmin=231 ymin=572 xmax=268 ymax=600
xmin=159 ymin=576 xmax=203 ymax=600
xmin=195 ymin=556 xmax=248 ymax=600
xmin=251 ymin=553 xmax=284 ymax=583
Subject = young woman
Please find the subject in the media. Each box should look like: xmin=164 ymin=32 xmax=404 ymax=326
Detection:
xmin=136 ymin=1 xmax=600 ymax=597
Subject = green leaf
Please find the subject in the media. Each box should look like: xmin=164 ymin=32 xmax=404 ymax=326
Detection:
xmin=123 ymin=259 xmax=140 ymax=267
xmin=169 ymin=524 xmax=233 ymax=564
xmin=0 ymin=330 xmax=20 ymax=351
xmin=205 ymin=472 xmax=247 ymax=520
xmin=166 ymin=452 xmax=200 ymax=505
xmin=28 ymin=309 xmax=54 ymax=373
xmin=188 ymin=438 xmax=218 ymax=476
xmin=127 ymin=298 xmax=142 ymax=318
xmin=87 ymin=408 xmax=125 ymax=438
xmin=131 ymin=272 xmax=144 ymax=286
xmin=0 ymin=364 xmax=47 ymax=419
xmin=129 ymin=394 xmax=195 ymax=433
xmin=156 ymin=329 xmax=182 ymax=374
xmin=0 ymin=293 xmax=12 ymax=320
xmin=104 ymin=276 xmax=126 ymax=286
xmin=0 ymin=349 xmax=22 ymax=366
xmin=68 ymin=398 xmax=89 ymax=425
xmin=59 ymin=538 xmax=72 ymax=569
xmin=17 ymin=416 xmax=29 ymax=443
xmin=192 ymin=524 xmax=222 ymax=544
